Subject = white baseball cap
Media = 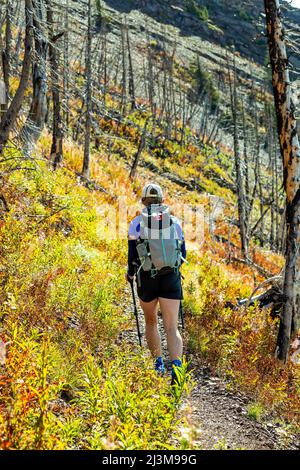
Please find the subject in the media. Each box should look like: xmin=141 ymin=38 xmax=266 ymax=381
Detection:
xmin=142 ymin=183 xmax=163 ymax=200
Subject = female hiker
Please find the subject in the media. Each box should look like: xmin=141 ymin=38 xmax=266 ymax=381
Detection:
xmin=126 ymin=183 xmax=186 ymax=385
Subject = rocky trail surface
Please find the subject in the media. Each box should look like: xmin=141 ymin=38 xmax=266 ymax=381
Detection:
xmin=121 ymin=284 xmax=300 ymax=450
xmin=186 ymin=356 xmax=299 ymax=450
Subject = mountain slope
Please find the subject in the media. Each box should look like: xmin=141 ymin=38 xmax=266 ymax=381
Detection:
xmin=103 ymin=0 xmax=300 ymax=68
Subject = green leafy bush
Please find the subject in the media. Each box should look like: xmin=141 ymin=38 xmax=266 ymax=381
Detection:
xmin=237 ymin=7 xmax=252 ymax=22
xmin=185 ymin=0 xmax=209 ymax=22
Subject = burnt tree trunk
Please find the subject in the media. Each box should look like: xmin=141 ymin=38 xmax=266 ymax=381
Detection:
xmin=146 ymin=33 xmax=156 ymax=118
xmin=254 ymin=101 xmax=264 ymax=247
xmin=130 ymin=119 xmax=148 ymax=179
xmin=126 ymin=27 xmax=135 ymax=111
xmin=120 ymin=24 xmax=127 ymax=117
xmin=82 ymin=0 xmax=92 ymax=179
xmin=242 ymin=100 xmax=250 ymax=220
xmin=0 ymin=0 xmax=34 ymax=151
xmin=2 ymin=0 xmax=12 ymax=109
xmin=22 ymin=0 xmax=48 ymax=147
xmin=227 ymin=51 xmax=249 ymax=259
xmin=264 ymin=0 xmax=300 ymax=362
xmin=63 ymin=0 xmax=70 ymax=129
xmin=46 ymin=0 xmax=63 ymax=169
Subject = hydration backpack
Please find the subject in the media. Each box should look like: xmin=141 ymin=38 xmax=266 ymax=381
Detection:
xmin=135 ymin=204 xmax=184 ymax=277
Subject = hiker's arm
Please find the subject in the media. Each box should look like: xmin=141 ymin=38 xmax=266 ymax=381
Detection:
xmin=127 ymin=216 xmax=140 ymax=279
xmin=127 ymin=239 xmax=138 ymax=277
xmin=181 ymin=240 xmax=186 ymax=259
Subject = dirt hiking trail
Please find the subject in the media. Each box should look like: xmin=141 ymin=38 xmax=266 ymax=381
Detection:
xmin=122 ymin=286 xmax=300 ymax=450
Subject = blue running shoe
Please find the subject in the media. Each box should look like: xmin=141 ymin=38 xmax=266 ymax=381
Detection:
xmin=155 ymin=356 xmax=165 ymax=375
xmin=171 ymin=359 xmax=182 ymax=386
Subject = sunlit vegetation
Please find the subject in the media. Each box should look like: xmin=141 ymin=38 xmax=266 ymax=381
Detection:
xmin=0 ymin=138 xmax=194 ymax=449
xmin=1 ymin=118 xmax=299 ymax=446
xmin=0 ymin=0 xmax=299 ymax=451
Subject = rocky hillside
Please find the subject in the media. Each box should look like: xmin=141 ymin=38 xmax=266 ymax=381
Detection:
xmin=103 ymin=0 xmax=300 ymax=68
xmin=96 ymin=0 xmax=299 ymax=152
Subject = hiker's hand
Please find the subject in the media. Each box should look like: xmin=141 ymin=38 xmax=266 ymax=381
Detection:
xmin=125 ymin=273 xmax=134 ymax=283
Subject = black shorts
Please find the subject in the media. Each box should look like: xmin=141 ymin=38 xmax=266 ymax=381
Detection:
xmin=136 ymin=268 xmax=183 ymax=303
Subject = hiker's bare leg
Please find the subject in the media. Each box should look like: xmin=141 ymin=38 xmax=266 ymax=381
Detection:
xmin=140 ymin=298 xmax=161 ymax=357
xmin=159 ymin=298 xmax=183 ymax=361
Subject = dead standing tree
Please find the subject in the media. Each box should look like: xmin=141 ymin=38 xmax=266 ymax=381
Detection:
xmin=63 ymin=0 xmax=70 ymax=129
xmin=0 ymin=0 xmax=34 ymax=152
xmin=226 ymin=51 xmax=249 ymax=260
xmin=126 ymin=26 xmax=136 ymax=112
xmin=264 ymin=0 xmax=300 ymax=362
xmin=146 ymin=34 xmax=156 ymax=118
xmin=120 ymin=23 xmax=127 ymax=117
xmin=1 ymin=0 xmax=12 ymax=110
xmin=82 ymin=0 xmax=92 ymax=180
xmin=46 ymin=0 xmax=64 ymax=169
xmin=98 ymin=19 xmax=108 ymax=109
xmin=22 ymin=0 xmax=48 ymax=147
xmin=129 ymin=119 xmax=149 ymax=179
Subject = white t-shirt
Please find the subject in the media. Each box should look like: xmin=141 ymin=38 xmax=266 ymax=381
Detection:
xmin=128 ymin=214 xmax=184 ymax=240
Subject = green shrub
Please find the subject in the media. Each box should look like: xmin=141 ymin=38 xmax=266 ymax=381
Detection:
xmin=237 ymin=7 xmax=252 ymax=22
xmin=185 ymin=1 xmax=209 ymax=22
xmin=247 ymin=403 xmax=265 ymax=421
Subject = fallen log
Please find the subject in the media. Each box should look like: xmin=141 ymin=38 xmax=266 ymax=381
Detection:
xmin=76 ymin=174 xmax=117 ymax=201
xmin=238 ymin=275 xmax=284 ymax=318
xmin=231 ymin=256 xmax=274 ymax=279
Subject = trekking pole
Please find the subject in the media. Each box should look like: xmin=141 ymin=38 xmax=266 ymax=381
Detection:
xmin=179 ymin=301 xmax=185 ymax=330
xmin=130 ymin=279 xmax=142 ymax=347
xmin=179 ymin=273 xmax=185 ymax=330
